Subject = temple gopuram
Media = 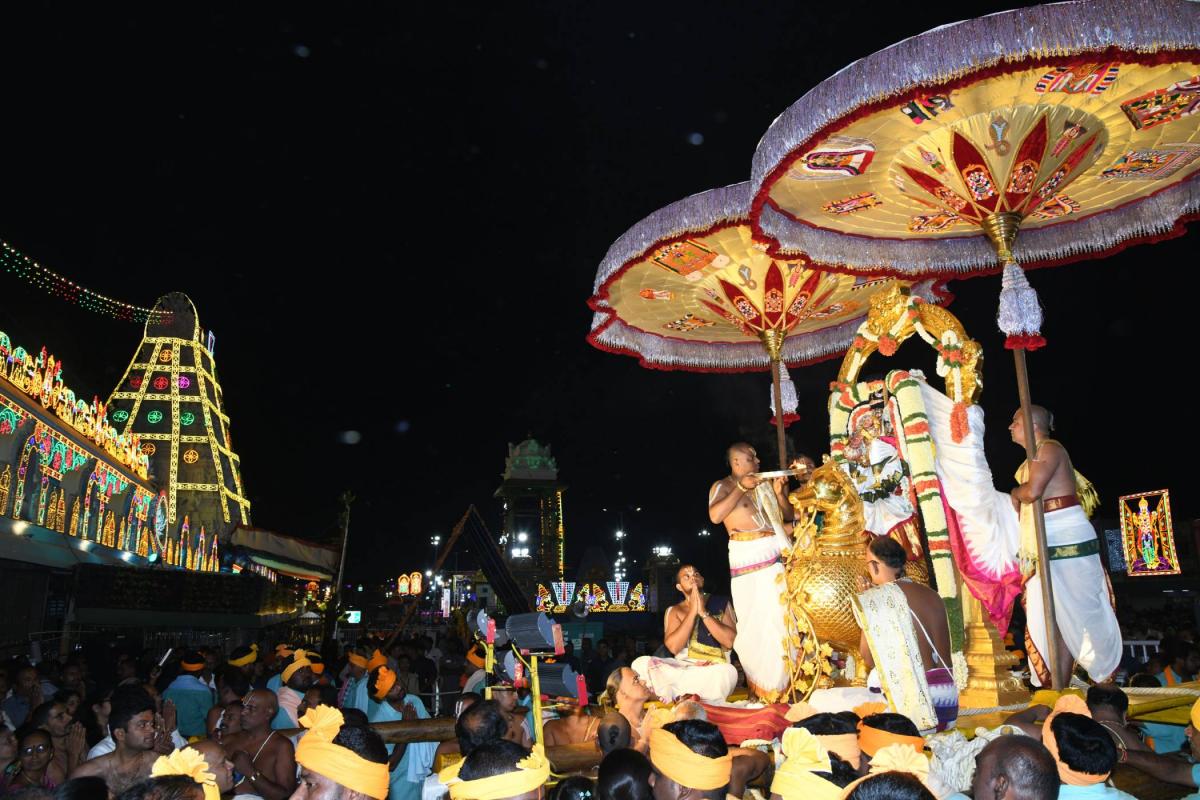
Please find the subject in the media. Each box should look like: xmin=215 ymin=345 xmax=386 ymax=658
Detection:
xmin=0 ymin=291 xmax=335 ymax=656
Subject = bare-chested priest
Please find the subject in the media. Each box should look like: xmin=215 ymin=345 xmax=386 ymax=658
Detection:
xmin=632 ymin=565 xmax=739 ymax=703
xmin=707 ymin=442 xmax=793 ymax=701
xmin=1009 ymin=405 xmax=1121 ymax=688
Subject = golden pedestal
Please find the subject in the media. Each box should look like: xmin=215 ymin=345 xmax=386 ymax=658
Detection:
xmin=960 ymin=589 xmax=1029 ymax=708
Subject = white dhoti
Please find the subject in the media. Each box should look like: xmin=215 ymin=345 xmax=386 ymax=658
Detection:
xmin=729 ymin=528 xmax=791 ymax=700
xmin=1019 ymin=505 xmax=1121 ymax=686
xmin=631 ymin=655 xmax=738 ymax=703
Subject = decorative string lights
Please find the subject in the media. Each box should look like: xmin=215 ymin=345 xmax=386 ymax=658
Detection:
xmin=0 ymin=240 xmax=166 ymax=323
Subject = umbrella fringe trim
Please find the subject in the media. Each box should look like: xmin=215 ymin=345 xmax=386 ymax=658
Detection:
xmin=751 ymin=18 xmax=1200 ymax=199
xmin=757 ymin=172 xmax=1200 ymax=273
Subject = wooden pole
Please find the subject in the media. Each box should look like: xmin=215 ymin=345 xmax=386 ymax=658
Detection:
xmin=1013 ymin=348 xmax=1060 ymax=690
xmin=381 ymin=507 xmax=473 ymax=651
xmin=327 ymin=491 xmax=355 ymax=643
xmin=771 ymin=357 xmax=787 ymax=470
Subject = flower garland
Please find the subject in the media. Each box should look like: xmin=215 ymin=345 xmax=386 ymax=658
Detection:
xmin=885 ymin=369 xmax=964 ymax=655
xmin=843 ymin=294 xmax=972 ymax=444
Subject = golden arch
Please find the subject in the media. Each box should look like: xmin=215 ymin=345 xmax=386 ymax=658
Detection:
xmin=835 ymin=284 xmax=983 ymax=405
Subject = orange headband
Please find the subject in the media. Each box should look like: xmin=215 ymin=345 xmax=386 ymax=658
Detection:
xmin=853 ymin=702 xmax=887 ymax=719
xmin=648 ymin=727 xmax=733 ymax=790
xmin=374 ymin=667 xmax=398 ymax=701
xmin=367 ymin=649 xmax=388 ymax=671
xmin=466 ymin=648 xmax=486 ymax=670
xmin=1042 ymin=695 xmax=1108 ymax=786
xmin=311 ymin=662 xmax=325 ymax=675
xmin=858 ymin=724 xmax=924 ymax=758
xmin=348 ymin=653 xmax=369 ymax=669
xmin=181 ymin=660 xmax=206 ymax=672
xmin=282 ymin=650 xmax=313 ymax=683
xmin=296 ymin=706 xmax=389 ymax=800
xmin=818 ymin=733 xmax=861 ymax=765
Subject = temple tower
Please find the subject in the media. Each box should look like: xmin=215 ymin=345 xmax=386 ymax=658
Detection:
xmin=494 ymin=438 xmax=565 ymax=583
xmin=107 ymin=293 xmax=250 ymax=541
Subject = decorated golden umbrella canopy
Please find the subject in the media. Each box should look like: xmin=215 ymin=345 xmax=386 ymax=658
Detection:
xmin=588 ymin=181 xmax=946 ymax=467
xmin=749 ymin=0 xmax=1200 ymax=686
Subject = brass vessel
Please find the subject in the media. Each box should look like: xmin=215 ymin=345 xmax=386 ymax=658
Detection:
xmin=786 ymin=460 xmax=870 ymax=677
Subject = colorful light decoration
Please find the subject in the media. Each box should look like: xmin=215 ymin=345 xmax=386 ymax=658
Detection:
xmin=0 ymin=240 xmax=167 ymax=323
xmin=107 ymin=294 xmax=250 ymax=528
xmin=536 ymin=581 xmax=646 ymax=613
xmin=396 ymin=571 xmax=424 ymax=595
xmin=1119 ymin=490 xmax=1181 ymax=577
xmin=552 ymin=581 xmax=576 ymax=610
xmin=0 ymin=332 xmax=150 ymax=478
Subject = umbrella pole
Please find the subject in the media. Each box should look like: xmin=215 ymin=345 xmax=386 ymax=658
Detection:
xmin=771 ymin=356 xmax=787 ymax=469
xmin=1013 ymin=348 xmax=1061 ymax=690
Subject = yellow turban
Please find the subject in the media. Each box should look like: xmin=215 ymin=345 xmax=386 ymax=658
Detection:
xmin=282 ymin=650 xmax=313 ymax=684
xmin=440 ymin=743 xmax=550 ymax=800
xmin=1191 ymin=697 xmax=1200 ymax=730
xmin=229 ymin=644 xmax=258 ymax=668
xmin=839 ymin=743 xmax=930 ymax=799
xmin=152 ymin=748 xmax=219 ymax=800
xmin=1042 ymin=695 xmax=1108 ymax=786
xmin=817 ymin=733 xmax=860 ymax=766
xmin=373 ymin=667 xmax=398 ymax=701
xmin=785 ymin=701 xmax=818 ymax=723
xmin=648 ymin=727 xmax=733 ymax=791
xmin=348 ymin=653 xmax=369 ymax=669
xmin=367 ymin=649 xmax=389 ymax=671
xmin=295 ymin=705 xmax=389 ymax=800
xmin=771 ymin=728 xmax=839 ymax=800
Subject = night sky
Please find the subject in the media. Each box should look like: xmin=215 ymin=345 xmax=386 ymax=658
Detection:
xmin=0 ymin=4 xmax=1194 ymax=593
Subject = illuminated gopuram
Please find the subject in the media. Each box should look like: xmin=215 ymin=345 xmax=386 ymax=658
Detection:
xmin=495 ymin=439 xmax=565 ymax=587
xmin=107 ymin=293 xmax=250 ymax=543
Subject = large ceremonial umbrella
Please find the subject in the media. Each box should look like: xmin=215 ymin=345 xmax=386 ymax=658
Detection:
xmin=749 ymin=0 xmax=1200 ymax=686
xmin=587 ymin=181 xmax=946 ymax=468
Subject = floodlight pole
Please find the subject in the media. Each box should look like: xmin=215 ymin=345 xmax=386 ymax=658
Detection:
xmin=328 ymin=491 xmax=354 ymax=643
